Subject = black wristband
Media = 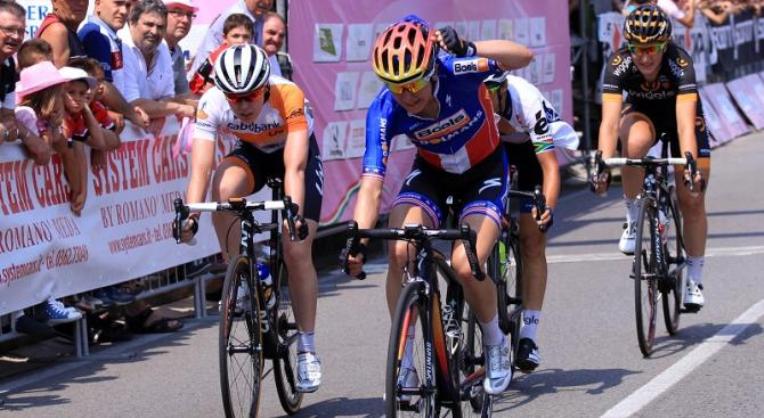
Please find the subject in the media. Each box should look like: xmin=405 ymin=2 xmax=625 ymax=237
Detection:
xmin=464 ymin=41 xmax=477 ymax=57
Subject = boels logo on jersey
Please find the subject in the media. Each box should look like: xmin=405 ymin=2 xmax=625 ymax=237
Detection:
xmin=413 ymin=109 xmax=470 ymax=143
xmin=453 ymin=58 xmax=490 ymax=75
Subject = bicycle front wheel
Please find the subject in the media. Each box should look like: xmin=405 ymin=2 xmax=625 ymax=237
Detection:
xmin=633 ymin=199 xmax=659 ymax=357
xmin=386 ymin=281 xmax=436 ymax=417
xmin=272 ymin=261 xmax=304 ymax=415
xmin=489 ymin=231 xmax=522 ymax=339
xmin=219 ymin=255 xmax=264 ymax=418
xmin=662 ymin=187 xmax=684 ymax=335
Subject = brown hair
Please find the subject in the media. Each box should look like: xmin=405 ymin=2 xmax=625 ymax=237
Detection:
xmin=20 ymin=85 xmax=65 ymax=127
xmin=0 ymin=0 xmax=25 ymax=19
xmin=223 ymin=13 xmax=254 ymax=36
xmin=68 ymin=56 xmax=103 ymax=77
xmin=17 ymin=39 xmax=53 ymax=70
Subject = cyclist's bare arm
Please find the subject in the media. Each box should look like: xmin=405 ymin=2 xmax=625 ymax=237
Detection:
xmin=675 ymin=95 xmax=699 ymax=159
xmin=346 ymin=175 xmax=384 ymax=274
xmin=283 ymin=129 xmax=310 ymax=217
xmin=599 ymin=93 xmax=623 ymax=159
xmin=186 ymin=137 xmax=216 ymax=205
xmin=473 ymin=39 xmax=534 ymax=70
xmin=537 ymin=151 xmax=560 ymax=222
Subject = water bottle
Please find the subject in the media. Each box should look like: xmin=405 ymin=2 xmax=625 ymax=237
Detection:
xmin=256 ymin=261 xmax=275 ymax=310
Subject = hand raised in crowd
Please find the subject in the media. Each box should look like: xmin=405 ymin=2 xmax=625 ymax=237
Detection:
xmin=70 ymin=189 xmax=86 ymax=216
xmin=108 ymin=110 xmax=126 ymax=134
xmin=91 ymin=148 xmax=107 ymax=172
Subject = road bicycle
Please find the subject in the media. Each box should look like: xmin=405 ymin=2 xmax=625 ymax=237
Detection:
xmin=343 ymin=220 xmax=489 ymax=417
xmin=591 ymin=149 xmax=701 ymax=356
xmin=173 ymin=177 xmax=305 ymax=417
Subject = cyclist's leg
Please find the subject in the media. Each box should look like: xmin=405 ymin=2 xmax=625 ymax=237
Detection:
xmin=672 ymin=113 xmax=711 ymax=306
xmin=281 ymin=141 xmax=323 ymax=337
xmin=386 ymin=162 xmax=442 ymax=315
xmin=210 ymin=145 xmax=259 ymax=262
xmin=618 ymin=108 xmax=656 ymax=198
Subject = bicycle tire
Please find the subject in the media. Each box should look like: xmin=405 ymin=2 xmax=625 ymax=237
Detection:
xmin=272 ymin=260 xmax=304 ymax=415
xmin=662 ymin=187 xmax=684 ymax=335
xmin=465 ymin=311 xmax=488 ymax=417
xmin=385 ymin=281 xmax=436 ymax=417
xmin=219 ymin=255 xmax=264 ymax=418
xmin=490 ymin=230 xmax=522 ymax=360
xmin=633 ymin=199 xmax=659 ymax=357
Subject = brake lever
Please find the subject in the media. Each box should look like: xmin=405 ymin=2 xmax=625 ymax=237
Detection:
xmin=172 ymin=198 xmax=187 ymax=243
xmin=461 ymin=224 xmax=484 ymax=281
xmin=341 ymin=221 xmax=367 ymax=280
xmin=533 ymin=185 xmax=549 ymax=233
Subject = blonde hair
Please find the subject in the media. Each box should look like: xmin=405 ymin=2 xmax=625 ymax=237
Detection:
xmin=20 ymin=84 xmax=65 ymax=127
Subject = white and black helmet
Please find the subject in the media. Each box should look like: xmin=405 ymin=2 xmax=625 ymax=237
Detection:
xmin=213 ymin=44 xmax=270 ymax=95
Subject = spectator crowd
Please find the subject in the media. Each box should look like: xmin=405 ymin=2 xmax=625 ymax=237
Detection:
xmin=614 ymin=0 xmax=764 ymax=26
xmin=0 ymin=0 xmax=291 ymax=334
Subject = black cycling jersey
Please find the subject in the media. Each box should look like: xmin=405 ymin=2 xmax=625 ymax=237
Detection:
xmin=602 ymin=42 xmax=698 ymax=110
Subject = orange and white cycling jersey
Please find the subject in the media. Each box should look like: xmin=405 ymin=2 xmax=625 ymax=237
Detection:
xmin=194 ymin=75 xmax=314 ymax=153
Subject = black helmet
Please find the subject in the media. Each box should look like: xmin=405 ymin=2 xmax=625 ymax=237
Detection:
xmin=623 ymin=5 xmax=672 ymax=44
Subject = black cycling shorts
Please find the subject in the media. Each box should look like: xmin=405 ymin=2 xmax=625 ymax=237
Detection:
xmin=224 ymin=134 xmax=324 ymax=222
xmin=622 ymin=101 xmax=711 ymax=159
xmin=394 ymin=147 xmax=508 ymax=229
xmin=504 ymin=141 xmax=542 ymax=213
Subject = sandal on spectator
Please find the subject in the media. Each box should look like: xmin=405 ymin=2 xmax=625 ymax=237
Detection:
xmin=126 ymin=308 xmax=183 ymax=334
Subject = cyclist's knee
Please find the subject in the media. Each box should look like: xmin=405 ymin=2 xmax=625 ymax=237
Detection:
xmin=283 ymin=242 xmax=311 ymax=265
xmin=388 ymin=241 xmax=411 ymax=272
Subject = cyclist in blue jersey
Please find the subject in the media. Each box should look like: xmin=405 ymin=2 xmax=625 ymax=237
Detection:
xmin=346 ymin=15 xmax=533 ymax=395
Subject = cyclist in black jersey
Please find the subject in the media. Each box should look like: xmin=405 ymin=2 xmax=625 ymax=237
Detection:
xmin=593 ymin=5 xmax=709 ymax=310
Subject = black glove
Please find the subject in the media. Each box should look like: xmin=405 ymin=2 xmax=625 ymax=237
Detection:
xmin=438 ymin=26 xmax=476 ymax=57
xmin=294 ymin=214 xmax=309 ymax=241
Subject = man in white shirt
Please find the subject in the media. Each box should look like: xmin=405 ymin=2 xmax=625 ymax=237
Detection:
xmin=188 ymin=0 xmax=273 ymax=75
xmin=122 ymin=0 xmax=194 ymax=119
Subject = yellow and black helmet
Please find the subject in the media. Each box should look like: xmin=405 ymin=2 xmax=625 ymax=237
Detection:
xmin=623 ymin=5 xmax=672 ymax=44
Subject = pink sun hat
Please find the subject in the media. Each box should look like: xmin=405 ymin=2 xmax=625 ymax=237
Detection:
xmin=15 ymin=61 xmax=72 ymax=101
xmin=164 ymin=0 xmax=198 ymax=12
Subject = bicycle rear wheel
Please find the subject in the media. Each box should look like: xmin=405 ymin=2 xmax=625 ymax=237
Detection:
xmin=386 ymin=281 xmax=436 ymax=417
xmin=662 ymin=188 xmax=684 ymax=335
xmin=219 ymin=255 xmax=264 ymax=418
xmin=272 ymin=261 xmax=303 ymax=415
xmin=633 ymin=199 xmax=659 ymax=357
xmin=465 ymin=311 xmax=489 ymax=417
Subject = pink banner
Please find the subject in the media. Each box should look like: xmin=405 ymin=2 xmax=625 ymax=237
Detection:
xmin=288 ymin=0 xmax=571 ymax=224
xmin=702 ymin=83 xmax=751 ymax=141
xmin=725 ymin=76 xmax=764 ymax=130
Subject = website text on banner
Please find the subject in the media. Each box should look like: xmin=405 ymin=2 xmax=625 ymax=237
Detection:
xmin=288 ymin=0 xmax=572 ymax=225
xmin=0 ymin=119 xmax=221 ymax=316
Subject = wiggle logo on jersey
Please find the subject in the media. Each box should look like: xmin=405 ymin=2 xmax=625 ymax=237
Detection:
xmin=413 ymin=109 xmax=470 ymax=143
xmin=612 ymin=55 xmax=633 ymax=77
xmin=453 ymin=58 xmax=489 ymax=75
xmin=668 ymin=58 xmax=685 ymax=78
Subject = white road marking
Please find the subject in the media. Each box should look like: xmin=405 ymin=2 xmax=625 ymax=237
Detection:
xmin=547 ymin=245 xmax=764 ymax=265
xmin=601 ymin=298 xmax=764 ymax=418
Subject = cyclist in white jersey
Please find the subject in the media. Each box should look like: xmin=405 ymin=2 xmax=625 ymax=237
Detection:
xmin=177 ymin=44 xmax=324 ymax=393
xmin=485 ymin=71 xmax=578 ymax=372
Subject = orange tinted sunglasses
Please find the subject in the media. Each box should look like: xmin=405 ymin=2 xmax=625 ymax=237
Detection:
xmin=225 ymin=88 xmax=265 ymax=104
xmin=385 ymin=76 xmax=431 ymax=95
xmin=627 ymin=42 xmax=667 ymax=56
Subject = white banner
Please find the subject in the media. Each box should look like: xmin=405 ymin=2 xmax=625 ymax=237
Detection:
xmin=0 ymin=119 xmax=222 ymax=315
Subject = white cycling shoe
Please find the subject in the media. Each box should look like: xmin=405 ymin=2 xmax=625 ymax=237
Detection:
xmin=684 ymin=281 xmax=705 ymax=311
xmin=296 ymin=352 xmax=322 ymax=393
xmin=483 ymin=336 xmax=512 ymax=395
xmin=619 ymin=222 xmax=637 ymax=255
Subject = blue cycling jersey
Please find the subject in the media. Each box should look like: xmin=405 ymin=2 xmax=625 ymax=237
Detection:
xmin=363 ymin=55 xmax=504 ymax=176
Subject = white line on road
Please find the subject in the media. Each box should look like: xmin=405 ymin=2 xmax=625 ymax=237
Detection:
xmin=547 ymin=245 xmax=764 ymax=265
xmin=601 ymin=298 xmax=764 ymax=418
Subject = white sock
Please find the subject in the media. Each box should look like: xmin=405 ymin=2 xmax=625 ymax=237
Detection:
xmin=479 ymin=314 xmax=503 ymax=346
xmin=298 ymin=331 xmax=315 ymax=354
xmin=519 ymin=310 xmax=542 ymax=341
xmin=401 ymin=324 xmax=416 ymax=370
xmin=687 ymin=256 xmax=705 ymax=285
xmin=624 ymin=196 xmax=638 ymax=225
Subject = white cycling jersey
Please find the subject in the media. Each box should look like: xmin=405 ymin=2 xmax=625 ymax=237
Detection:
xmin=493 ymin=74 xmax=579 ymax=153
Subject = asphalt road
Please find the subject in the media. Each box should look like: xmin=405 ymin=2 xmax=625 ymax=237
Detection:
xmin=1 ymin=131 xmax=763 ymax=417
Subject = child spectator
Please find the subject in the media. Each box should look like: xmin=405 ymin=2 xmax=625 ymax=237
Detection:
xmin=188 ymin=13 xmax=254 ymax=95
xmin=16 ymin=39 xmax=54 ymax=71
xmin=60 ymin=67 xmax=107 ymax=215
xmin=68 ymin=57 xmax=122 ymax=172
xmin=14 ymin=61 xmax=86 ymax=324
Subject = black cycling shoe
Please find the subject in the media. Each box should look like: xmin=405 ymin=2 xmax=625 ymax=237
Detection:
xmin=516 ymin=338 xmax=541 ymax=372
